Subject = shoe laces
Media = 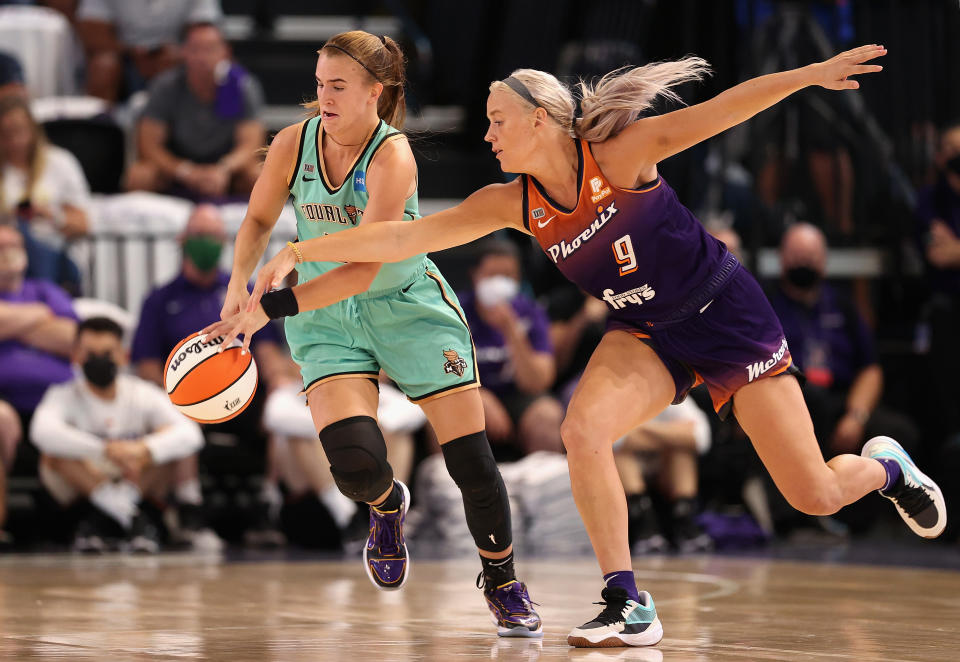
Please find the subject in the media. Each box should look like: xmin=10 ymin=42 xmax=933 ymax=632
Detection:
xmin=477 ymin=573 xmax=540 ymax=612
xmin=890 ymin=482 xmax=934 ymax=518
xmin=591 ymin=593 xmax=629 ymax=626
xmin=369 ymin=507 xmax=402 ymax=556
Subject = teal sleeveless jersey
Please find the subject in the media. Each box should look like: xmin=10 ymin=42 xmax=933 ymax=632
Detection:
xmin=287 ymin=116 xmax=425 ymax=292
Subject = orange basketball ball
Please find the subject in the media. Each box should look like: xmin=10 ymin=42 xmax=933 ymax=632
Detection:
xmin=164 ymin=332 xmax=259 ymax=423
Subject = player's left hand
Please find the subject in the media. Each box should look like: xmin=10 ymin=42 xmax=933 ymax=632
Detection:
xmin=200 ymin=304 xmax=269 ymax=356
xmin=247 ymin=244 xmax=298 ymax=313
xmin=813 ymin=44 xmax=886 ymax=91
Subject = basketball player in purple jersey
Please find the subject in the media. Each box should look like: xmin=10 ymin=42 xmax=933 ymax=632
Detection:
xmin=229 ymin=43 xmax=945 ymax=648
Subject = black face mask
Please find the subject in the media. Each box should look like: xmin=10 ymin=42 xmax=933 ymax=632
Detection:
xmin=946 ymin=155 xmax=960 ymax=177
xmin=785 ymin=265 xmax=822 ymax=290
xmin=82 ymin=353 xmax=118 ymax=388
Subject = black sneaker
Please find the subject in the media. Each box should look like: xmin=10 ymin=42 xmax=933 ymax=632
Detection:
xmin=175 ymin=503 xmax=224 ymax=552
xmin=244 ymin=499 xmax=287 ymax=549
xmin=670 ymin=500 xmax=714 ymax=553
xmin=125 ymin=512 xmax=161 ymax=554
xmin=629 ymin=495 xmax=669 ymax=555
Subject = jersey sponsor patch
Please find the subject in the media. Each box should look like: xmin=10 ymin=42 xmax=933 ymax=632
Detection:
xmin=531 ymin=207 xmax=545 ymax=220
xmin=589 ymin=176 xmax=611 ymax=203
xmin=354 ymin=170 xmax=366 ymax=192
xmin=601 ymin=284 xmax=656 ymax=309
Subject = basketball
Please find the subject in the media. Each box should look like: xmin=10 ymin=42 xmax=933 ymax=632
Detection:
xmin=163 ymin=332 xmax=259 ymax=424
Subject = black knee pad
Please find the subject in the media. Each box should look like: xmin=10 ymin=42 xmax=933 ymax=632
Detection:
xmin=318 ymin=415 xmax=393 ymax=503
xmin=441 ymin=431 xmax=512 ymax=552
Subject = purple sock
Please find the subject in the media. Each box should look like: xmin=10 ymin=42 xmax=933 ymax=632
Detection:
xmin=602 ymin=570 xmax=640 ymax=602
xmin=877 ymin=458 xmax=902 ymax=493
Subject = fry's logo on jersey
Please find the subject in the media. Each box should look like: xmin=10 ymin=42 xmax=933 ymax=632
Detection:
xmin=746 ymin=337 xmax=789 ymax=382
xmin=442 ymin=348 xmax=468 ymax=377
xmin=601 ymin=284 xmax=656 ymax=309
xmin=589 ymin=176 xmax=611 ymax=204
xmin=546 ymin=202 xmax=618 ymax=263
xmin=299 ymin=203 xmax=361 ymax=226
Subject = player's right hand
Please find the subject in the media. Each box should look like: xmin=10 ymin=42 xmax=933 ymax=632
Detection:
xmin=221 ymin=279 xmax=249 ymax=320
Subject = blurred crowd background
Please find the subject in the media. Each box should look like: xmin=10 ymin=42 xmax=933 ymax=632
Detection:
xmin=2 ymin=0 xmax=960 ymax=558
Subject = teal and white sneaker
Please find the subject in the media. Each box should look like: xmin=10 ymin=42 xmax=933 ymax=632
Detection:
xmin=567 ymin=587 xmax=663 ymax=648
xmin=862 ymin=436 xmax=947 ymax=538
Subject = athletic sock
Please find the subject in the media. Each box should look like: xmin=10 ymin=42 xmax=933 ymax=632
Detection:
xmin=603 ymin=570 xmax=640 ymax=603
xmin=371 ymin=481 xmax=401 ymax=512
xmin=481 ymin=550 xmax=516 ymax=590
xmin=877 ymin=458 xmax=903 ymax=494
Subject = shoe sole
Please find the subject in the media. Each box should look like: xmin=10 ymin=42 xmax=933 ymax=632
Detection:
xmin=862 ymin=436 xmax=947 ymax=539
xmin=363 ymin=480 xmax=411 ymax=591
xmin=497 ymin=624 xmax=544 ymax=638
xmin=567 ymin=617 xmax=664 ymax=648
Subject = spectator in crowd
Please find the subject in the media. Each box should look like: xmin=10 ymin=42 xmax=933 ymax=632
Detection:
xmin=131 ymin=204 xmax=286 ymax=546
xmin=0 ymin=224 xmax=77 ymax=547
xmin=0 ymin=51 xmax=27 ymax=100
xmin=0 ymin=398 xmax=18 ymax=548
xmin=31 ymin=316 xmax=204 ymax=553
xmin=616 ymin=398 xmax=714 ymax=554
xmin=916 ymin=120 xmax=960 ymax=446
xmin=548 ymin=289 xmax=608 ymax=407
xmin=768 ymin=223 xmax=919 ymax=461
xmin=125 ymin=22 xmax=264 ymax=200
xmin=458 ymin=239 xmax=562 ymax=458
xmin=76 ymin=0 xmax=222 ymax=103
xmin=0 ymin=96 xmax=90 ymax=292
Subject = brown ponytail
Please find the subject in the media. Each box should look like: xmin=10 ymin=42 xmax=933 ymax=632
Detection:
xmin=307 ymin=30 xmax=408 ymax=128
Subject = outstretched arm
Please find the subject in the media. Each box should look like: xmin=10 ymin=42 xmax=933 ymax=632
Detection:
xmin=608 ymin=44 xmax=886 ymax=177
xmin=247 ymin=180 xmax=524 ymax=308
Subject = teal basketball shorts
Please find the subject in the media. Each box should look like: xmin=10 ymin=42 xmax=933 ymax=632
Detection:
xmin=284 ymin=260 xmax=478 ymax=403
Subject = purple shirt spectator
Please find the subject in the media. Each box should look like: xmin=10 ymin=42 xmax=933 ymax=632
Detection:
xmin=0 ymin=279 xmax=76 ymax=411
xmin=915 ymin=179 xmax=960 ymax=296
xmin=131 ymin=270 xmax=281 ymax=364
xmin=768 ymin=283 xmax=875 ymax=391
xmin=458 ymin=289 xmax=553 ymax=395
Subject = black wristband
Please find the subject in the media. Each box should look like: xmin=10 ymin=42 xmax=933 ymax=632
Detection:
xmin=260 ymin=288 xmax=299 ymax=319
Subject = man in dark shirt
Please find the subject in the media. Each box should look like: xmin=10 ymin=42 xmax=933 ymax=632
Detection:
xmin=769 ymin=223 xmax=918 ymax=457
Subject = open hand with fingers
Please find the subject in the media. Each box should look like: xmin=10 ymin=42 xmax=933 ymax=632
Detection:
xmin=199 ymin=303 xmax=269 ymax=356
xmin=813 ymin=44 xmax=886 ymax=90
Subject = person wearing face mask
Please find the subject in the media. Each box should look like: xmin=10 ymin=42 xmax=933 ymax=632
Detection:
xmin=130 ymin=204 xmax=285 ymax=550
xmin=768 ymin=223 xmax=919 ymax=532
xmin=457 ymin=240 xmax=563 ymax=458
xmin=30 ymin=316 xmax=204 ymax=553
xmin=915 ymin=121 xmax=960 ymax=447
xmin=0 ymin=224 xmax=77 ymax=547
xmin=124 ymin=22 xmax=265 ymax=200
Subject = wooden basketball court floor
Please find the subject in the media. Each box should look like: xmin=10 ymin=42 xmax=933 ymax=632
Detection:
xmin=0 ymin=553 xmax=958 ymax=661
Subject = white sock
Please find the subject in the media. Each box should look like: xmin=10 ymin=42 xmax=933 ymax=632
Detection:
xmin=175 ymin=478 xmax=203 ymax=506
xmin=320 ymin=486 xmax=357 ymax=529
xmin=90 ymin=481 xmax=140 ymax=530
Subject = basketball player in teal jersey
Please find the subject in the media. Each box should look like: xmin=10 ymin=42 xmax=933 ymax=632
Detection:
xmin=202 ymin=31 xmax=541 ymax=637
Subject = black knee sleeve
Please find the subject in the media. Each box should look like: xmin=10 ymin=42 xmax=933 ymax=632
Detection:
xmin=318 ymin=416 xmax=393 ymax=503
xmin=441 ymin=431 xmax=512 ymax=553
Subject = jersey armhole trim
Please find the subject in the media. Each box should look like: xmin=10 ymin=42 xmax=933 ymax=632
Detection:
xmin=286 ymin=119 xmax=309 ymax=191
xmin=521 ymin=175 xmax=530 ymax=232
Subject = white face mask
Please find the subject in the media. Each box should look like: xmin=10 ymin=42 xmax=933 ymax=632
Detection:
xmin=475 ymin=275 xmax=519 ymax=307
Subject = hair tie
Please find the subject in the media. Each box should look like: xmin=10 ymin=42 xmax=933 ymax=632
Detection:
xmin=380 ymin=35 xmax=387 ymax=45
xmin=324 ymin=43 xmax=380 ymax=82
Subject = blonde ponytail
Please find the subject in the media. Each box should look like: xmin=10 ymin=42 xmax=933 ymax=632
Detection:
xmin=576 ymin=56 xmax=711 ymax=142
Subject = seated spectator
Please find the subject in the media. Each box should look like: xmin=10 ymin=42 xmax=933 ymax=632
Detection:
xmin=76 ymin=0 xmax=222 ymax=102
xmin=0 ymin=51 xmax=27 ymax=100
xmin=916 ymin=120 xmax=960 ymax=446
xmin=615 ymin=398 xmax=714 ymax=554
xmin=125 ymin=22 xmax=264 ymax=200
xmin=458 ymin=239 xmax=563 ymax=458
xmin=548 ymin=289 xmax=608 ymax=406
xmin=0 ymin=96 xmax=90 ymax=292
xmin=31 ymin=316 xmax=204 ymax=553
xmin=0 ymin=398 xmax=18 ymax=548
xmin=131 ymin=204 xmax=285 ymax=547
xmin=770 ymin=223 xmax=919 ymax=457
xmin=0 ymin=223 xmax=76 ymax=435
